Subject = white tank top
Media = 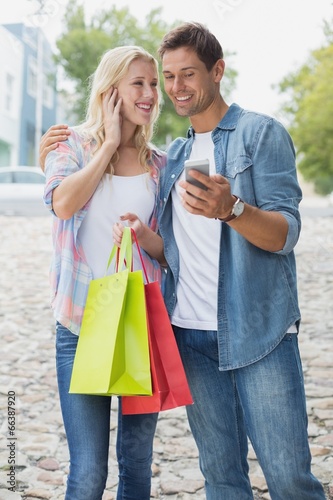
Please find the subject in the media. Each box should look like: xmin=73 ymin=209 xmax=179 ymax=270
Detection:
xmin=79 ymin=172 xmax=155 ymax=279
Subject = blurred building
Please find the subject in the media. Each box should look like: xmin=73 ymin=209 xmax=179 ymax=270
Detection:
xmin=0 ymin=23 xmax=57 ymax=167
xmin=0 ymin=25 xmax=23 ymax=166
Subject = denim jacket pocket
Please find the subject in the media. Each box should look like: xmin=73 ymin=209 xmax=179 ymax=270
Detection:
xmin=224 ymin=157 xmax=255 ymax=203
xmin=224 ymin=156 xmax=252 ymax=179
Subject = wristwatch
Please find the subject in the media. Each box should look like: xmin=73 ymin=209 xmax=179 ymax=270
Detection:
xmin=219 ymin=196 xmax=245 ymax=222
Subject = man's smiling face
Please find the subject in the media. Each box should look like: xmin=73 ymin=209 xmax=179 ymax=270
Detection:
xmin=161 ymin=46 xmax=218 ymax=118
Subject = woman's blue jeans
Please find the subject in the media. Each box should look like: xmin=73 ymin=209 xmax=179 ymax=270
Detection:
xmin=173 ymin=326 xmax=325 ymax=500
xmin=55 ymin=323 xmax=158 ymax=500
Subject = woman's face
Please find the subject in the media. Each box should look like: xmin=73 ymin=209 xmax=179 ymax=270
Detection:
xmin=116 ymin=58 xmax=159 ymax=127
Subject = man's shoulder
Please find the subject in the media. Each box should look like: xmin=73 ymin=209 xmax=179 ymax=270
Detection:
xmin=167 ymin=136 xmax=188 ymax=157
xmin=233 ymin=103 xmax=274 ymax=126
xmin=235 ymin=104 xmax=287 ymax=132
xmin=227 ymin=104 xmax=290 ymax=144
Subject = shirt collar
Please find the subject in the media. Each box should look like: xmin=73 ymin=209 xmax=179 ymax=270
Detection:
xmin=187 ymin=102 xmax=242 ymax=138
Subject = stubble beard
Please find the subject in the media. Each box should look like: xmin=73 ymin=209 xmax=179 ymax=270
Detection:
xmin=174 ymin=101 xmax=201 ymax=118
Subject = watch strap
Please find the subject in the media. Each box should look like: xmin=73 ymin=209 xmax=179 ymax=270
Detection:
xmin=219 ymin=213 xmax=237 ymax=222
xmin=218 ymin=196 xmax=243 ymax=222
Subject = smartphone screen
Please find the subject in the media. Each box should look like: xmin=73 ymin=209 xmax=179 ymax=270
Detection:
xmin=184 ymin=159 xmax=210 ymax=190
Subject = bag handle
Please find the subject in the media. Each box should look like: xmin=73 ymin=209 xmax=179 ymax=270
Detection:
xmin=106 ymin=226 xmax=132 ymax=274
xmin=130 ymin=228 xmax=149 ymax=284
xmin=105 ymin=226 xmax=150 ymax=284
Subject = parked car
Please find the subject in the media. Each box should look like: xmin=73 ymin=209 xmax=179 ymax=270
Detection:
xmin=0 ymin=166 xmax=47 ymax=216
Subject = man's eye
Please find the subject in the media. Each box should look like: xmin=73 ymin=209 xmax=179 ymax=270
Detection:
xmin=164 ymin=75 xmax=174 ymax=80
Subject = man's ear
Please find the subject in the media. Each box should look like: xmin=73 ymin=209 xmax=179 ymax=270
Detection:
xmin=214 ymin=59 xmax=225 ymax=83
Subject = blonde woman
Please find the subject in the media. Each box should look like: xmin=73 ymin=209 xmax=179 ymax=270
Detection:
xmin=41 ymin=46 xmax=166 ymax=500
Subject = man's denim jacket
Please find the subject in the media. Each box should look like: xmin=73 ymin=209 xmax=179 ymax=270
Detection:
xmin=159 ymin=103 xmax=302 ymax=370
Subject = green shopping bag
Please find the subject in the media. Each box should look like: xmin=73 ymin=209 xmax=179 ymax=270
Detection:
xmin=69 ymin=227 xmax=152 ymax=396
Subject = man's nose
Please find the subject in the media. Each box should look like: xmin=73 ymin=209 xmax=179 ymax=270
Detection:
xmin=172 ymin=76 xmax=185 ymax=92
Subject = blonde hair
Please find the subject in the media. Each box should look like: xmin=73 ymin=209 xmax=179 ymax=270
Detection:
xmin=79 ymin=46 xmax=161 ymax=169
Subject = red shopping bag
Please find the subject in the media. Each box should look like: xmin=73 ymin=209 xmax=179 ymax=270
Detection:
xmin=121 ymin=231 xmax=193 ymax=415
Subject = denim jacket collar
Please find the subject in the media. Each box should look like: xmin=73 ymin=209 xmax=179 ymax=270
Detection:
xmin=186 ymin=103 xmax=243 ymax=141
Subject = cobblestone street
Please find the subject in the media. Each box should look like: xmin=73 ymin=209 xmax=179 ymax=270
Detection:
xmin=0 ymin=204 xmax=332 ymax=499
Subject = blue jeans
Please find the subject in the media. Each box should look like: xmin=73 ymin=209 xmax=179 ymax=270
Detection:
xmin=55 ymin=323 xmax=158 ymax=500
xmin=173 ymin=327 xmax=325 ymax=500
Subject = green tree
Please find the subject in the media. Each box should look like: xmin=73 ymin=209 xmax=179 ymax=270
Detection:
xmin=277 ymin=20 xmax=333 ymax=195
xmin=54 ymin=0 xmax=237 ymax=147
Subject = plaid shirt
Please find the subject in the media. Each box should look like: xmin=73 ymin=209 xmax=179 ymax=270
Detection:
xmin=44 ymin=127 xmax=167 ymax=335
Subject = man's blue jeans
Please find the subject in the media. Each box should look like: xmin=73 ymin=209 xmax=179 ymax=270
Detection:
xmin=173 ymin=326 xmax=325 ymax=500
xmin=55 ymin=323 xmax=158 ymax=500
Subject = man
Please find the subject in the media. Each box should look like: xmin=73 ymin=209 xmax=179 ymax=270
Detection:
xmin=40 ymin=22 xmax=325 ymax=499
xmin=156 ymin=22 xmax=325 ymax=499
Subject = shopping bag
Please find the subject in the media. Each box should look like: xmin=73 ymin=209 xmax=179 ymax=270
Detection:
xmin=122 ymin=230 xmax=193 ymax=414
xmin=69 ymin=227 xmax=152 ymax=396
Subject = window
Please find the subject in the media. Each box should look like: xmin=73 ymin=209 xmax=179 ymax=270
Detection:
xmin=43 ymin=73 xmax=54 ymax=109
xmin=27 ymin=55 xmax=54 ymax=109
xmin=27 ymin=56 xmax=38 ymax=98
xmin=5 ymin=73 xmax=14 ymax=113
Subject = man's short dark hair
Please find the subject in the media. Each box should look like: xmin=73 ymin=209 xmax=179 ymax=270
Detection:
xmin=158 ymin=22 xmax=224 ymax=72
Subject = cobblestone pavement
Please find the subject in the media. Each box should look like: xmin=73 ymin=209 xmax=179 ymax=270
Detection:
xmin=0 ymin=203 xmax=332 ymax=499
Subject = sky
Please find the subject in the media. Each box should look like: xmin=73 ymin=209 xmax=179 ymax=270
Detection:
xmin=1 ymin=0 xmax=333 ymax=119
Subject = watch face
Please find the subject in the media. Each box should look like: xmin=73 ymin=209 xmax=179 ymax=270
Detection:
xmin=233 ymin=199 xmax=245 ymax=217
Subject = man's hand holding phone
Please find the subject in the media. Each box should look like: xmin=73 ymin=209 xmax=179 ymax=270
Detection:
xmin=180 ymin=159 xmax=235 ymax=220
xmin=184 ymin=159 xmax=210 ymax=200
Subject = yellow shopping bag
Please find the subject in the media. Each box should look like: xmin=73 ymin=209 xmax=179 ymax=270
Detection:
xmin=69 ymin=227 xmax=152 ymax=396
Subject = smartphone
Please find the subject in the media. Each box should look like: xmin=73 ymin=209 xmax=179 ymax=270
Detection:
xmin=184 ymin=159 xmax=210 ymax=190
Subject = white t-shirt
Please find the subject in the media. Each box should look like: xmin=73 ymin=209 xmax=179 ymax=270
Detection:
xmin=171 ymin=132 xmax=221 ymax=330
xmin=79 ymin=173 xmax=155 ymax=279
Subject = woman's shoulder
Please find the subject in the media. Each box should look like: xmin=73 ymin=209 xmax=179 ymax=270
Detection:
xmin=66 ymin=126 xmax=88 ymax=143
xmin=64 ymin=126 xmax=96 ymax=156
xmin=149 ymin=143 xmax=167 ymax=157
xmin=149 ymin=145 xmax=167 ymax=169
